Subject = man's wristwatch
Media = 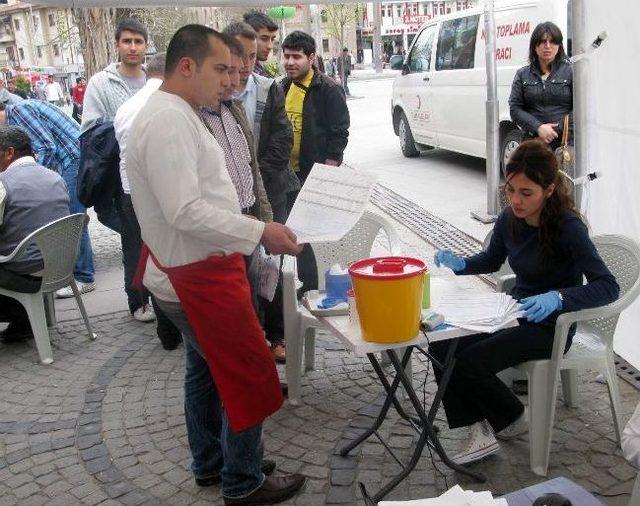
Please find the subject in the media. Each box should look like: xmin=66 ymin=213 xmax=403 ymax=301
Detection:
xmin=557 ymin=291 xmax=564 ymax=308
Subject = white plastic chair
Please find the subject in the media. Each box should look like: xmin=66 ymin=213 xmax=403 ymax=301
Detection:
xmin=508 ymin=234 xmax=640 ymax=476
xmin=0 ymin=214 xmax=96 ymax=364
xmin=282 ymin=211 xmax=403 ymax=404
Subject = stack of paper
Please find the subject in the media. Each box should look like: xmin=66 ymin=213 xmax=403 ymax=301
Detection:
xmin=432 ymin=292 xmax=523 ymax=333
xmin=379 ymin=485 xmax=508 ymax=505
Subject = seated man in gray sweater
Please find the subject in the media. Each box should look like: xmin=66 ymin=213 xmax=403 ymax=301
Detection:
xmin=0 ymin=127 xmax=70 ymax=342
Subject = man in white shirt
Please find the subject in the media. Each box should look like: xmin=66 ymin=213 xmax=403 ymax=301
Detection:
xmin=113 ymin=52 xmax=181 ymax=350
xmin=126 ymin=25 xmax=305 ymax=505
xmin=44 ymin=75 xmax=66 ymax=107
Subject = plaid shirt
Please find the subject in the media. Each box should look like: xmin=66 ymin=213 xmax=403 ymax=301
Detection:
xmin=6 ymin=100 xmax=80 ymax=173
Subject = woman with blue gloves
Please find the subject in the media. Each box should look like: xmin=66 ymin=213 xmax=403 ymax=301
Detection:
xmin=431 ymin=140 xmax=619 ymax=465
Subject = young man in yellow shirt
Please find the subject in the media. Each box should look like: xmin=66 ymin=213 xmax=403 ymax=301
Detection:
xmin=280 ymin=30 xmax=350 ymax=294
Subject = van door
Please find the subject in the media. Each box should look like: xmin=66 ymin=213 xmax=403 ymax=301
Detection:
xmin=400 ymin=24 xmax=438 ymax=146
xmin=429 ymin=13 xmax=484 ymax=157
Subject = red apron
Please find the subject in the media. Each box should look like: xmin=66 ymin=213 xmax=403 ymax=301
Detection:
xmin=134 ymin=245 xmax=283 ymax=432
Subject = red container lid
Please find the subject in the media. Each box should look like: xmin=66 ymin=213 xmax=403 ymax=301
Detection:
xmin=349 ymin=256 xmax=426 ymax=280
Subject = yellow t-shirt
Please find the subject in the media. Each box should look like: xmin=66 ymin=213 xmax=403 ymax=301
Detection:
xmin=285 ymin=69 xmax=314 ymax=172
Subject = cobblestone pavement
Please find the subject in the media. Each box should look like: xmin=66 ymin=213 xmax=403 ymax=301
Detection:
xmin=87 ymin=210 xmax=122 ymax=274
xmin=1 ymin=212 xmax=638 ymax=505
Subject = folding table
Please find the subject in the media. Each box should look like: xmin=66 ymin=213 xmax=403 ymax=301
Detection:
xmin=319 ymin=312 xmax=488 ymax=503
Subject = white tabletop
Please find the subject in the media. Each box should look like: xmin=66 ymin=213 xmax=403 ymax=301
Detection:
xmin=318 ymin=275 xmax=490 ymax=356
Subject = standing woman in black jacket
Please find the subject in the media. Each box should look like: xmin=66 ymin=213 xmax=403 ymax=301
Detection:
xmin=509 ymin=22 xmax=572 ymax=151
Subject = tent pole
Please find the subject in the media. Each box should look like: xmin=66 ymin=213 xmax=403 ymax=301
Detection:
xmin=571 ymin=0 xmax=587 ymax=208
xmin=471 ymin=0 xmax=499 ymax=223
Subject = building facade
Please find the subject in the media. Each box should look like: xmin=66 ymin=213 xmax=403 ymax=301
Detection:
xmin=363 ymin=1 xmax=477 ymax=61
xmin=0 ymin=0 xmax=83 ymax=92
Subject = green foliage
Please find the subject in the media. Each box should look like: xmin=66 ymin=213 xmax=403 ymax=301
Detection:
xmin=262 ymin=60 xmax=282 ymax=78
xmin=14 ymin=76 xmax=31 ymax=95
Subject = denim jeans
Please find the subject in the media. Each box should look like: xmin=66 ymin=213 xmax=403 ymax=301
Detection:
xmin=61 ymin=161 xmax=94 ymax=283
xmin=154 ymin=298 xmax=265 ymax=499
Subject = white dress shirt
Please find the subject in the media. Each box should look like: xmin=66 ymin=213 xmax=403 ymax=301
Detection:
xmin=114 ymin=78 xmax=162 ymax=194
xmin=623 ymin=402 xmax=640 ymax=468
xmin=0 ymin=156 xmax=37 ymax=225
xmin=126 ymin=90 xmax=265 ymax=302
xmin=236 ymin=74 xmax=257 ymax=131
xmin=45 ymin=82 xmax=65 ymax=102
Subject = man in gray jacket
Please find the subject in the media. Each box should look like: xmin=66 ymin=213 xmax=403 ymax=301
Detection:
xmin=81 ymin=18 xmax=148 ymax=134
xmin=81 ymin=18 xmax=156 ymax=323
xmin=0 ymin=127 xmax=69 ymax=342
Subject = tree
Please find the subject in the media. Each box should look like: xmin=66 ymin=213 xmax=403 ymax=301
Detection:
xmin=73 ymin=8 xmax=116 ymax=78
xmin=322 ymin=4 xmax=364 ymax=52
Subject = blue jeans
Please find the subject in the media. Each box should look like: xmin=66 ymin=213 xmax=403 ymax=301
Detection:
xmin=155 ymin=299 xmax=265 ymax=499
xmin=61 ymin=161 xmax=94 ymax=283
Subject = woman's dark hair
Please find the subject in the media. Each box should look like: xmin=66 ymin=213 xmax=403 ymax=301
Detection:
xmin=529 ymin=21 xmax=567 ymax=66
xmin=282 ymin=31 xmax=316 ymax=57
xmin=505 ymin=139 xmax=579 ymax=268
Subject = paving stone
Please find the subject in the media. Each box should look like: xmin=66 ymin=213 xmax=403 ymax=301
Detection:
xmin=13 ymin=482 xmax=40 ymax=499
xmin=43 ymin=480 xmax=73 ymax=497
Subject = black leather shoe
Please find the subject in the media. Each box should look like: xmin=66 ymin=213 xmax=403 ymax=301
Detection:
xmin=195 ymin=459 xmax=277 ymax=487
xmin=224 ymin=474 xmax=305 ymax=505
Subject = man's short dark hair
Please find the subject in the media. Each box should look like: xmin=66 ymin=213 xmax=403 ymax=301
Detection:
xmin=115 ymin=18 xmax=148 ymax=43
xmin=222 ymin=34 xmax=246 ymax=59
xmin=146 ymin=52 xmax=166 ymax=78
xmin=223 ymin=21 xmax=257 ymax=41
xmin=281 ymin=31 xmax=316 ymax=57
xmin=165 ymin=25 xmax=225 ymax=75
xmin=243 ymin=10 xmax=278 ymax=32
xmin=76 ymin=77 xmax=83 ymax=84
xmin=0 ymin=127 xmax=33 ymax=158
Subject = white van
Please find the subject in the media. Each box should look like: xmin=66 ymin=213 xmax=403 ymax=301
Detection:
xmin=390 ymin=0 xmax=569 ymax=167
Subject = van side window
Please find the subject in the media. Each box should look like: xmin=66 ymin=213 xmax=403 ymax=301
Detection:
xmin=408 ymin=26 xmax=436 ymax=73
xmin=436 ymin=15 xmax=480 ymax=71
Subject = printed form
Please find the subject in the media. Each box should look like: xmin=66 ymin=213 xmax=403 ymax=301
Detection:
xmin=286 ymin=163 xmax=378 ymax=243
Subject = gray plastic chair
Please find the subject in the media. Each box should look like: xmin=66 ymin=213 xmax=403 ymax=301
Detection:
xmin=512 ymin=234 xmax=640 ymax=476
xmin=0 ymin=214 xmax=96 ymax=364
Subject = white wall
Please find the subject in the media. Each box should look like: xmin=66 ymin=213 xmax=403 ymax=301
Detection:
xmin=583 ymin=0 xmax=640 ymax=368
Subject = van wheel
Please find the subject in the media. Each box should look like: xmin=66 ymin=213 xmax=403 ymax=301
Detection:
xmin=501 ymin=129 xmax=523 ymax=173
xmin=398 ymin=112 xmax=420 ymax=158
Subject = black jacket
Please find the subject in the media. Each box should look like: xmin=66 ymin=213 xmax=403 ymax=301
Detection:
xmin=257 ymin=81 xmax=293 ymax=207
xmin=508 ymin=59 xmax=573 ymax=138
xmin=281 ymin=71 xmax=350 ymax=182
xmin=77 ymin=119 xmax=121 ymax=232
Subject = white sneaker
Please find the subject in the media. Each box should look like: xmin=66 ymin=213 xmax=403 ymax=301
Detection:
xmin=133 ymin=306 xmax=156 ymax=323
xmin=452 ymin=421 xmax=500 ymax=465
xmin=55 ymin=282 xmax=96 ymax=299
xmin=496 ymin=408 xmax=529 ymax=441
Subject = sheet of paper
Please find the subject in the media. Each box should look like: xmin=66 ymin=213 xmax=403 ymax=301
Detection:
xmin=432 ymin=292 xmax=524 ymax=334
xmin=285 ymin=163 xmax=378 ymax=243
xmin=379 ymin=485 xmax=505 ymax=505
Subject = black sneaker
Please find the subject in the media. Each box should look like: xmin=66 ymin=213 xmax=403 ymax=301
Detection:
xmin=0 ymin=322 xmax=33 ymax=343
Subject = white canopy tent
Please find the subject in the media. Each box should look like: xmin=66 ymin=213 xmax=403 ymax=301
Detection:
xmin=31 ymin=0 xmax=640 ymax=368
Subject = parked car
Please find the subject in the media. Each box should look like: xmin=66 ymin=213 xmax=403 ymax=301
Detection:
xmin=390 ymin=0 xmax=569 ymax=168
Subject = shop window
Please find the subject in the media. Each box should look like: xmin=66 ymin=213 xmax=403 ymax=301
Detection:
xmin=408 ymin=25 xmax=436 ymax=73
xmin=435 ymin=14 xmax=479 ymax=70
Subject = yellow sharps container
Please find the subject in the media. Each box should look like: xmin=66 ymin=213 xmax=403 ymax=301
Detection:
xmin=349 ymin=257 xmax=426 ymax=343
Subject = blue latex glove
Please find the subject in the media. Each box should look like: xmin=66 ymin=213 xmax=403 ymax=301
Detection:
xmin=434 ymin=249 xmax=466 ymax=272
xmin=520 ymin=291 xmax=563 ymax=323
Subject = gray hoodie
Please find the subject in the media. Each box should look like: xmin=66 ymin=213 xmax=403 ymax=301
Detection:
xmin=81 ymin=63 xmax=144 ymax=134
